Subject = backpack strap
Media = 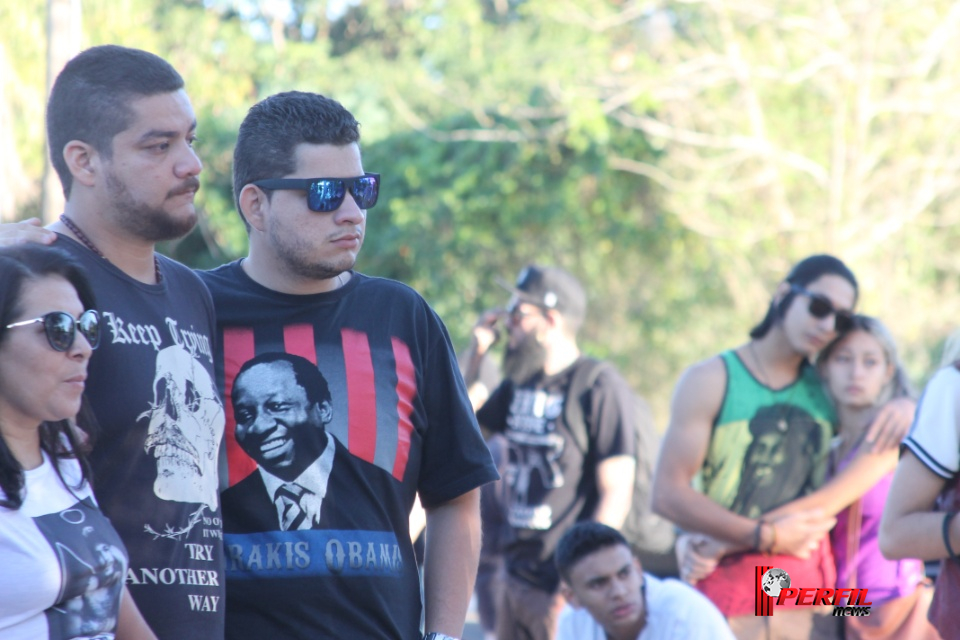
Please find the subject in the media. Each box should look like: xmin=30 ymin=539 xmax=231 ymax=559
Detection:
xmin=563 ymin=357 xmax=611 ymax=455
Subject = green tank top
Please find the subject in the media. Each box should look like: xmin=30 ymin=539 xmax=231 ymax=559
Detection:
xmin=700 ymin=350 xmax=836 ymax=519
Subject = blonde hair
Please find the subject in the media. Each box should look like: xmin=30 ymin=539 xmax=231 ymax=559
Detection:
xmin=816 ymin=314 xmax=915 ymax=407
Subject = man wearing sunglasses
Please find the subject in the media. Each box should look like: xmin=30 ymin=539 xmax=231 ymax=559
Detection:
xmin=197 ymin=91 xmax=498 ymax=640
xmin=0 ymin=46 xmax=226 ymax=639
xmin=460 ymin=264 xmax=645 ymax=640
xmin=651 ymin=255 xmax=914 ymax=639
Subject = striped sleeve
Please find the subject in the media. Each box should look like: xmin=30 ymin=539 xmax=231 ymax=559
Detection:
xmin=903 ymin=366 xmax=960 ymax=479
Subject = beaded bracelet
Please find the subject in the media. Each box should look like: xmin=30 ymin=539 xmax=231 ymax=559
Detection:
xmin=753 ymin=521 xmax=763 ymax=551
xmin=943 ymin=511 xmax=960 ymax=563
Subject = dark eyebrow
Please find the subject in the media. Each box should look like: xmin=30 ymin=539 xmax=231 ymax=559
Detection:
xmin=136 ymin=120 xmax=198 ymax=144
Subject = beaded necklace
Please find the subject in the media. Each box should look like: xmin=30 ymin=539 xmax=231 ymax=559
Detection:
xmin=60 ymin=214 xmax=162 ymax=283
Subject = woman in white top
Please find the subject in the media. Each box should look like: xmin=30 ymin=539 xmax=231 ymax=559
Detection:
xmin=0 ymin=244 xmax=155 ymax=639
xmin=880 ymin=358 xmax=960 ymax=639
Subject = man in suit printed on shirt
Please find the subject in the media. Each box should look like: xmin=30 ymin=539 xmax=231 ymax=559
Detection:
xmin=222 ymin=351 xmax=396 ymax=534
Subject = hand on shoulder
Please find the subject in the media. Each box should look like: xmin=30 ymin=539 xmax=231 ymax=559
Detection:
xmin=0 ymin=218 xmax=58 ymax=247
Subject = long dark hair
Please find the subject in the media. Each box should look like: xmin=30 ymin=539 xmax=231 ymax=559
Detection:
xmin=749 ymin=254 xmax=859 ymax=339
xmin=0 ymin=245 xmax=99 ymax=509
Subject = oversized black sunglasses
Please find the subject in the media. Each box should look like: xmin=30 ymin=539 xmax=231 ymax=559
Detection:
xmin=252 ymin=173 xmax=380 ymax=212
xmin=790 ymin=285 xmax=853 ymax=332
xmin=5 ymin=309 xmax=101 ymax=352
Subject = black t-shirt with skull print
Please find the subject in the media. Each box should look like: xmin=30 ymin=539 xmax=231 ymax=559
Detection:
xmin=57 ymin=235 xmax=226 ymax=640
xmin=476 ymin=359 xmax=636 ymax=593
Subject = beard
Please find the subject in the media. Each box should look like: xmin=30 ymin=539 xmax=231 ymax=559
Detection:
xmin=502 ymin=332 xmax=548 ymax=385
xmin=267 ymin=216 xmax=360 ymax=282
xmin=105 ymin=170 xmax=199 ymax=242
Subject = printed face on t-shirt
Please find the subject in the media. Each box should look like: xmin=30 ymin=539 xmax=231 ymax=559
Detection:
xmin=232 ymin=360 xmax=330 ymax=480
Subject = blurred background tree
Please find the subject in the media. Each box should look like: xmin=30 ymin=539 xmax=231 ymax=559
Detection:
xmin=3 ymin=0 xmax=959 ymax=426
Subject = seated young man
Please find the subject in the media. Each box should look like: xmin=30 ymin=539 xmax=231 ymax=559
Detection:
xmin=555 ymin=522 xmax=734 ymax=640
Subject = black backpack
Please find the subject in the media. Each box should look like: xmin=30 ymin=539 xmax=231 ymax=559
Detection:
xmin=564 ymin=358 xmax=678 ymax=578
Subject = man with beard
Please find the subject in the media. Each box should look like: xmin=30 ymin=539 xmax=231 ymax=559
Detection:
xmin=463 ymin=264 xmax=638 ymax=640
xmin=200 ymin=91 xmax=498 ymax=639
xmin=1 ymin=46 xmax=225 ymax=638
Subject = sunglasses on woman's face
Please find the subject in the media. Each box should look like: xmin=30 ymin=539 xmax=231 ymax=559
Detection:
xmin=5 ymin=309 xmax=101 ymax=352
xmin=790 ymin=284 xmax=853 ymax=332
xmin=252 ymin=173 xmax=380 ymax=212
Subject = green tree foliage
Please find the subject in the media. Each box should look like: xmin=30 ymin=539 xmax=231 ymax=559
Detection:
xmin=604 ymin=0 xmax=960 ymax=379
xmin=5 ymin=0 xmax=960 ymax=423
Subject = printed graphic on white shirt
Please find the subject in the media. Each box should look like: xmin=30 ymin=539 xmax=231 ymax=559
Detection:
xmin=33 ymin=498 xmax=128 ymax=639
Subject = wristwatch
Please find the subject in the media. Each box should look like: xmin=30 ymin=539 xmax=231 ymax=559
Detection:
xmin=423 ymin=634 xmax=459 ymax=640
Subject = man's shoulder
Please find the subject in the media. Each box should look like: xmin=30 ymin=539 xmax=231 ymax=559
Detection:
xmin=645 ymin=574 xmax=732 ymax=634
xmin=571 ymin=357 xmax=629 ymax=389
xmin=353 ymin=272 xmax=428 ymax=305
xmin=672 ymin=352 xmax=728 ymax=399
xmin=194 ymin=259 xmax=241 ymax=288
xmin=156 ymin=253 xmax=212 ymax=292
xmin=556 ymin=604 xmax=602 ymax=640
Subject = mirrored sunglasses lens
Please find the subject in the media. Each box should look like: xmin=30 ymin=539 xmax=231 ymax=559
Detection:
xmin=308 ymin=180 xmax=346 ymax=212
xmin=351 ymin=176 xmax=379 ymax=208
xmin=44 ymin=312 xmax=75 ymax=351
xmin=79 ymin=311 xmax=101 ymax=349
xmin=806 ymin=295 xmax=833 ymax=319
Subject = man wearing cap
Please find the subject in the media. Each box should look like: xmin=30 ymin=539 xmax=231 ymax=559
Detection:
xmin=464 ymin=264 xmax=638 ymax=640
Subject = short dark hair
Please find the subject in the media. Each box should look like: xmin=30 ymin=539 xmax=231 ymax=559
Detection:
xmin=749 ymin=254 xmax=859 ymax=339
xmin=234 ymin=352 xmax=332 ymax=409
xmin=46 ymin=45 xmax=185 ymax=198
xmin=232 ymin=91 xmax=361 ymax=230
xmin=0 ymin=245 xmax=99 ymax=509
xmin=555 ymin=521 xmax=631 ymax=582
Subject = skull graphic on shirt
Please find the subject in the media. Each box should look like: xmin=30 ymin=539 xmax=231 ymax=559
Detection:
xmin=141 ymin=344 xmax=224 ymax=510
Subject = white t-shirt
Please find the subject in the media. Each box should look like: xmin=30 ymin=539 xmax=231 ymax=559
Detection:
xmin=903 ymin=366 xmax=960 ymax=479
xmin=556 ymin=573 xmax=735 ymax=640
xmin=0 ymin=451 xmax=128 ymax=639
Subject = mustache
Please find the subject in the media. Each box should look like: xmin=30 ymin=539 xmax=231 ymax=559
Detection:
xmin=168 ymin=177 xmax=201 ymax=198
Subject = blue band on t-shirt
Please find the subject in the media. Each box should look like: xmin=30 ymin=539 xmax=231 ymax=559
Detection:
xmin=225 ymin=529 xmax=404 ymax=579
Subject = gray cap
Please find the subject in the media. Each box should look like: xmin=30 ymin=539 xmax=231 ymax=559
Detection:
xmin=500 ymin=264 xmax=587 ymax=326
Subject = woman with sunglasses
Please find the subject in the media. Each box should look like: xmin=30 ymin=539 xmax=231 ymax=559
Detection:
xmin=0 ymin=245 xmax=155 ymax=639
xmin=652 ymin=255 xmax=914 ymax=639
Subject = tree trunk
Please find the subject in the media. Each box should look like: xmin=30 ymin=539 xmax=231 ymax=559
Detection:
xmin=42 ymin=0 xmax=81 ymax=223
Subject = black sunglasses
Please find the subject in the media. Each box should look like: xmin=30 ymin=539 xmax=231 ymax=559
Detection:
xmin=5 ymin=309 xmax=101 ymax=352
xmin=790 ymin=285 xmax=853 ymax=332
xmin=252 ymin=173 xmax=380 ymax=212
